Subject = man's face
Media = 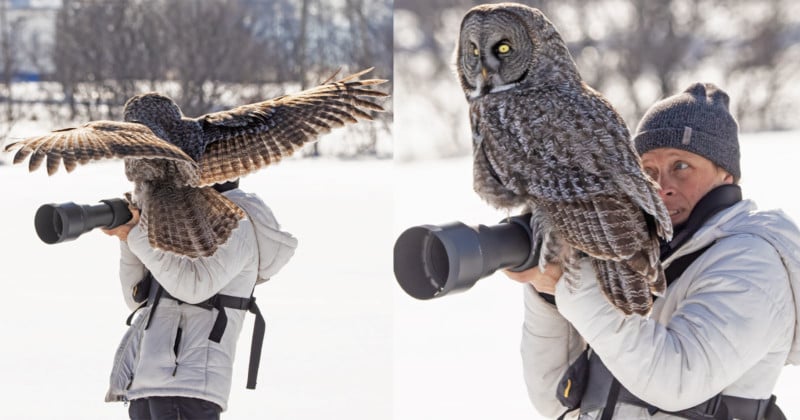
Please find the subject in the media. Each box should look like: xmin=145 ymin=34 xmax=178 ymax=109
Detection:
xmin=640 ymin=148 xmax=734 ymax=226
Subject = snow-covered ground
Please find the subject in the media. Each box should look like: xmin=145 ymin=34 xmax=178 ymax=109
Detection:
xmin=1 ymin=129 xmax=800 ymax=419
xmin=0 ymin=151 xmax=392 ymax=419
xmin=393 ymin=130 xmax=800 ymax=420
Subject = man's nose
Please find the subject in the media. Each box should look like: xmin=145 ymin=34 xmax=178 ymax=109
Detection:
xmin=656 ymin=177 xmax=675 ymax=197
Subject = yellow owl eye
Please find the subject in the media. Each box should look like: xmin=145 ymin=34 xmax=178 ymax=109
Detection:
xmin=497 ymin=43 xmax=511 ymax=54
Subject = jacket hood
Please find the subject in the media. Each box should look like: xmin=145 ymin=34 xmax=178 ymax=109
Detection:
xmin=681 ymin=200 xmax=800 ymax=365
xmin=224 ymin=189 xmax=298 ymax=284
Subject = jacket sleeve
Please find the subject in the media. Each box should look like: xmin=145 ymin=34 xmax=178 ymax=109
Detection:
xmin=521 ymin=284 xmax=586 ymax=417
xmin=118 ymin=241 xmax=148 ymax=311
xmin=125 ymin=218 xmax=256 ymax=304
xmin=554 ymin=234 xmax=793 ymax=411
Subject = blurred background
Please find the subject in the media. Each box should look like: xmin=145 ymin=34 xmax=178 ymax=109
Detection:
xmin=0 ymin=1 xmax=393 ymax=419
xmin=395 ymin=0 xmax=800 ymax=159
xmin=3 ymin=0 xmax=800 ymax=419
xmin=0 ymin=0 xmax=392 ymax=158
xmin=392 ymin=1 xmax=800 ymax=420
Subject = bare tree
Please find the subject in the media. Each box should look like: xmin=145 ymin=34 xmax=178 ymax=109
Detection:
xmin=42 ymin=0 xmax=390 ymax=158
xmin=395 ymin=0 xmax=800 ymax=159
xmin=0 ymin=0 xmax=15 ymax=122
xmin=297 ymin=0 xmax=311 ymax=90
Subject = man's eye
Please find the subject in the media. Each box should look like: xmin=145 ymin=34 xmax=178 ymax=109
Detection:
xmin=674 ymin=161 xmax=689 ymax=170
xmin=644 ymin=168 xmax=657 ymax=179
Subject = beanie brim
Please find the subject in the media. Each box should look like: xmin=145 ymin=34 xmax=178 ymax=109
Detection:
xmin=634 ymin=127 xmax=741 ymax=181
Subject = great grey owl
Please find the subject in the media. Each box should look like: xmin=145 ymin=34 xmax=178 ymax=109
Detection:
xmin=456 ymin=3 xmax=672 ymax=315
xmin=5 ymin=69 xmax=387 ymax=258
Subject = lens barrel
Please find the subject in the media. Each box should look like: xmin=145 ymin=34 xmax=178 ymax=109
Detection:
xmin=34 ymin=198 xmax=133 ymax=244
xmin=393 ymin=214 xmax=537 ymax=299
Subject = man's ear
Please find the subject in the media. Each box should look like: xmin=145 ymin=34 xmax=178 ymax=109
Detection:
xmin=722 ymin=170 xmax=734 ymax=184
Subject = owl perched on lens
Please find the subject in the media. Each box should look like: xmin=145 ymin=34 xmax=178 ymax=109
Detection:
xmin=456 ymin=3 xmax=672 ymax=315
xmin=5 ymin=68 xmax=387 ymax=258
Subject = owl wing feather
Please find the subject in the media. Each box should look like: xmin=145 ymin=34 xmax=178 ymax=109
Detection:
xmin=613 ymin=158 xmax=673 ymax=240
xmin=196 ymin=68 xmax=388 ymax=186
xmin=3 ymin=121 xmax=197 ymax=176
xmin=584 ymin=90 xmax=673 ymax=241
xmin=478 ymin=90 xmax=665 ymax=314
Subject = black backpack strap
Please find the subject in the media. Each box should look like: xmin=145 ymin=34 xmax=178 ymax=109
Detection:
xmin=663 ymin=243 xmax=714 ymax=289
xmin=206 ymin=293 xmax=266 ymax=390
xmin=124 ymin=272 xmax=154 ymax=326
xmin=207 ymin=294 xmax=255 ymax=340
xmin=125 ymin=301 xmax=147 ymax=326
xmin=718 ymin=395 xmax=785 ymax=420
xmin=764 ymin=395 xmax=787 ymax=420
xmin=620 ymin=389 xmax=728 ymax=419
xmin=144 ymin=281 xmax=164 ymax=330
xmin=599 ymin=379 xmax=621 ymax=420
xmin=128 ymin=273 xmax=268 ymax=391
xmin=585 ymin=352 xmax=783 ymax=419
xmin=246 ymin=297 xmax=266 ymax=390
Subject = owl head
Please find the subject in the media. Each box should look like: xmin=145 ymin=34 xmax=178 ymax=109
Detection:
xmin=455 ymin=3 xmax=579 ymax=99
xmin=123 ymin=93 xmax=185 ymax=138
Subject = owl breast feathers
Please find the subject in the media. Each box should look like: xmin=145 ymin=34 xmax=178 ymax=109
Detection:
xmin=5 ymin=68 xmax=387 ymax=258
xmin=456 ymin=3 xmax=672 ymax=315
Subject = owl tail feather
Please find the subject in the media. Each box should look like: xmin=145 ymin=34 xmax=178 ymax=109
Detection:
xmin=142 ymin=186 xmax=245 ymax=258
xmin=592 ymin=258 xmax=654 ymax=316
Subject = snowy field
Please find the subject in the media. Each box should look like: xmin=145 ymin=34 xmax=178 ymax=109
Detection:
xmin=393 ymin=131 xmax=800 ymax=420
xmin=1 ymin=129 xmax=800 ymax=419
xmin=0 ymin=148 xmax=393 ymax=418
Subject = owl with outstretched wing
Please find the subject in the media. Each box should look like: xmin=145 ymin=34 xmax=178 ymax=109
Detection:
xmin=5 ymin=68 xmax=387 ymax=258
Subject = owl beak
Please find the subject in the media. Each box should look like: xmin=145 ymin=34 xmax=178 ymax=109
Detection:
xmin=481 ymin=67 xmax=488 ymax=81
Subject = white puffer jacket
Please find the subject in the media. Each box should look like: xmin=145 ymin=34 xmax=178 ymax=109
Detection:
xmin=521 ymin=199 xmax=800 ymax=419
xmin=105 ymin=189 xmax=297 ymax=411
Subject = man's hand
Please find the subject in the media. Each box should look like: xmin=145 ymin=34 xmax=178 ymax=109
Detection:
xmin=504 ymin=263 xmax=563 ymax=295
xmin=102 ymin=206 xmax=141 ymax=242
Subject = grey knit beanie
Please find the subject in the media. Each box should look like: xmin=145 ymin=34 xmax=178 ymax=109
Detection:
xmin=633 ymin=82 xmax=740 ymax=181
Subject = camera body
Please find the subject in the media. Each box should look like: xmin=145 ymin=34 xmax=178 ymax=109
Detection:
xmin=34 ymin=198 xmax=133 ymax=244
xmin=393 ymin=214 xmax=539 ymax=299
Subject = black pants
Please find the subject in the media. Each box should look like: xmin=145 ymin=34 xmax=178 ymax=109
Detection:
xmin=128 ymin=396 xmax=222 ymax=420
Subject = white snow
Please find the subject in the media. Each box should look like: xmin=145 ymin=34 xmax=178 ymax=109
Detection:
xmin=0 ymin=154 xmax=392 ymax=419
xmin=392 ymin=130 xmax=800 ymax=420
xmin=1 ymin=129 xmax=799 ymax=419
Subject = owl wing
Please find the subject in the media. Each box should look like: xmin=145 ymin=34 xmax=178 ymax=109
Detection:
xmin=540 ymin=135 xmax=668 ymax=314
xmin=613 ymin=144 xmax=674 ymax=240
xmin=196 ymin=68 xmax=388 ymax=185
xmin=582 ymin=88 xmax=673 ymax=241
xmin=3 ymin=121 xmax=197 ymax=176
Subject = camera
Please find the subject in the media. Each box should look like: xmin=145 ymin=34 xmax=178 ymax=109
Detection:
xmin=393 ymin=213 xmax=540 ymax=299
xmin=34 ymin=198 xmax=133 ymax=244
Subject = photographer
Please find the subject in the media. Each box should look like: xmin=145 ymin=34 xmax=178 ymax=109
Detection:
xmin=509 ymin=83 xmax=800 ymax=419
xmin=102 ymin=181 xmax=297 ymax=419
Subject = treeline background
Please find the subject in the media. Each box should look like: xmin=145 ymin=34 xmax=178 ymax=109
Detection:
xmin=2 ymin=0 xmax=798 ymax=160
xmin=0 ymin=0 xmax=392 ymax=157
xmin=395 ymin=0 xmax=800 ymax=159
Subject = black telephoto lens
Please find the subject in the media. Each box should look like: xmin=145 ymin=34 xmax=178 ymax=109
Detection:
xmin=34 ymin=198 xmax=132 ymax=244
xmin=393 ymin=214 xmax=538 ymax=299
